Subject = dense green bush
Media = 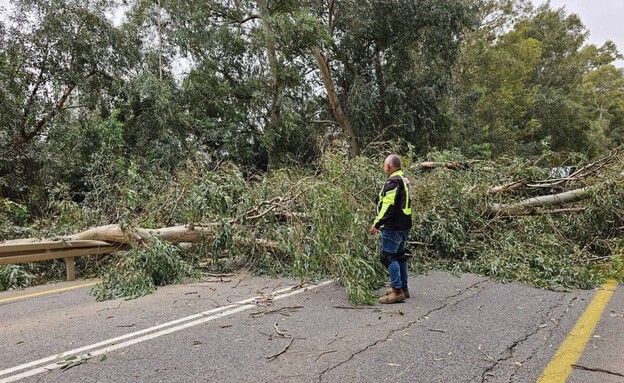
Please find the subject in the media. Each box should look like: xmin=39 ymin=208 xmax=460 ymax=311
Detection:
xmin=0 ymin=265 xmax=34 ymax=291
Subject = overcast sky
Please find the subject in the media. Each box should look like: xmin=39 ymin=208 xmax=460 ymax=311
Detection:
xmin=0 ymin=0 xmax=622 ymax=66
xmin=533 ymin=0 xmax=624 ymax=66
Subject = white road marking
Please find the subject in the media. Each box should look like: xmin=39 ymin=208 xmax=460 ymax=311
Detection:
xmin=0 ymin=280 xmax=334 ymax=383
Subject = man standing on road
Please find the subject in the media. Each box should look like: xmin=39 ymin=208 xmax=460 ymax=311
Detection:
xmin=370 ymin=154 xmax=412 ymax=304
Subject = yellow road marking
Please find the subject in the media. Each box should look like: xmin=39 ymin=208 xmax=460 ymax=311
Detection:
xmin=0 ymin=282 xmax=97 ymax=304
xmin=537 ymin=279 xmax=617 ymax=383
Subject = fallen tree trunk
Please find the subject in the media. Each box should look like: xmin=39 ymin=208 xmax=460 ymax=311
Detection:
xmin=68 ymin=224 xmax=218 ymax=244
xmin=3 ymin=223 xmax=286 ymax=257
xmin=489 ymin=179 xmax=529 ymax=194
xmin=2 ymin=189 xmax=302 ymax=257
xmin=4 ymin=224 xmax=218 ymax=245
xmin=418 ymin=161 xmax=468 ymax=170
xmin=488 ymin=187 xmax=591 ymax=216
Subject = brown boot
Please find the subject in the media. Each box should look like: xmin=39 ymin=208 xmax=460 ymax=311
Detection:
xmin=386 ymin=288 xmax=410 ymax=298
xmin=379 ymin=288 xmax=405 ymax=304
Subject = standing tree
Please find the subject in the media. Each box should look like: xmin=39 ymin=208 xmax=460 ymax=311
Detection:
xmin=0 ymin=0 xmax=137 ymax=201
xmin=312 ymin=0 xmax=477 ymax=155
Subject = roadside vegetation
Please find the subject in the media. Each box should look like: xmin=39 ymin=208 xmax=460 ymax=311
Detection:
xmin=1 ymin=0 xmax=623 ymax=302
xmin=2 ymin=146 xmax=623 ymax=303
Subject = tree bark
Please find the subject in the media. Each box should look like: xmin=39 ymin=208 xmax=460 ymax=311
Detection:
xmin=64 ymin=224 xmax=218 ymax=244
xmin=12 ymin=70 xmax=97 ymax=149
xmin=312 ymin=46 xmax=361 ymax=158
xmin=489 ymin=179 xmax=529 ymax=194
xmin=418 ymin=161 xmax=468 ymax=170
xmin=3 ymin=223 xmax=284 ymax=254
xmin=257 ymin=0 xmax=280 ymax=128
xmin=374 ymin=46 xmax=387 ymax=124
xmin=488 ymin=187 xmax=591 ymax=216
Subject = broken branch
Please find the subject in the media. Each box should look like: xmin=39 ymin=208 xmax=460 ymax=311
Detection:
xmin=266 ymin=336 xmax=294 ymax=360
xmin=249 ymin=306 xmax=304 ymax=317
xmin=488 ymin=187 xmax=591 ymax=217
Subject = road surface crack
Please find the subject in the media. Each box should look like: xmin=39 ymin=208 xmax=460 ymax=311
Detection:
xmin=572 ymin=364 xmax=624 ymax=378
xmin=317 ymin=280 xmax=488 ymax=383
xmin=480 ymin=294 xmax=575 ymax=383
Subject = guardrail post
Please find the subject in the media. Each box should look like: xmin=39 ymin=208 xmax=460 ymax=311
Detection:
xmin=65 ymin=257 xmax=76 ymax=281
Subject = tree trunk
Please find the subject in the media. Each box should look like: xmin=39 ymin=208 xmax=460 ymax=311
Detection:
xmin=0 ymin=224 xmax=215 ymax=246
xmin=312 ymin=46 xmax=361 ymax=158
xmin=374 ymin=46 xmax=387 ymax=125
xmin=257 ymin=0 xmax=280 ymax=128
xmin=63 ymin=224 xmax=216 ymax=244
xmin=257 ymin=0 xmax=282 ymax=169
xmin=11 ymin=70 xmax=97 ymax=151
xmin=418 ymin=161 xmax=468 ymax=170
xmin=3 ymin=224 xmax=285 ymax=255
xmin=488 ymin=187 xmax=591 ymax=216
xmin=157 ymin=0 xmax=163 ymax=81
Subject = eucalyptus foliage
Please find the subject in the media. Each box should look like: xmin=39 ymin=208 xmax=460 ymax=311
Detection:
xmin=92 ymin=239 xmax=195 ymax=301
xmin=1 ymin=0 xmax=624 ymax=301
xmin=410 ymin=149 xmax=624 ymax=290
xmin=2 ymin=148 xmax=623 ymax=301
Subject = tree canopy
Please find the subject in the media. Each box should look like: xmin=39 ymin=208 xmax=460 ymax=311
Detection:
xmin=1 ymin=0 xmax=623 ymax=299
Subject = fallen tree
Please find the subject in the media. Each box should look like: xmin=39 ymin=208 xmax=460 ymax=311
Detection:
xmin=3 ymin=224 xmax=217 ymax=245
xmin=418 ymin=161 xmax=470 ymax=170
xmin=488 ymin=187 xmax=591 ymax=216
xmin=1 ymin=148 xmax=623 ymax=300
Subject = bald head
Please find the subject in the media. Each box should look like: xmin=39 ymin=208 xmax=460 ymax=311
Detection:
xmin=384 ymin=154 xmax=402 ymax=175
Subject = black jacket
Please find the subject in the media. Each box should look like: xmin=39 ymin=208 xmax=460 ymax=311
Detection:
xmin=373 ymin=169 xmax=412 ymax=231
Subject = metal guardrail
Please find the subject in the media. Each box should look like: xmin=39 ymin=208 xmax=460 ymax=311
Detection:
xmin=0 ymin=240 xmax=120 ymax=281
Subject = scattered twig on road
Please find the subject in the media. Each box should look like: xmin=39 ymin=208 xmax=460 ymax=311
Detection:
xmin=291 ymin=280 xmax=310 ymax=290
xmin=181 ymin=370 xmax=210 ymax=382
xmin=427 ymin=328 xmax=446 ymax=333
xmin=203 ymin=297 xmax=222 ymax=307
xmin=205 ymin=273 xmax=236 ymax=278
xmin=256 ymin=328 xmax=272 ymax=339
xmin=314 ymin=349 xmax=337 ymax=362
xmin=202 ymin=279 xmax=232 ymax=283
xmin=382 ymin=309 xmax=404 ymax=316
xmin=249 ymin=306 xmax=304 ymax=318
xmin=327 ymin=334 xmax=346 ymax=345
xmin=266 ymin=337 xmax=294 ymax=360
xmin=273 ymin=322 xmax=289 ymax=337
xmin=254 ymin=294 xmax=273 ymax=305
xmin=572 ymin=364 xmax=624 ymax=378
xmin=479 ymin=349 xmax=494 ymax=361
xmin=333 ymin=306 xmax=402 ymax=316
xmin=116 ymin=324 xmax=136 ymax=328
xmin=231 ymin=278 xmax=243 ymax=289
xmin=264 ymin=322 xmax=297 ymax=359
xmin=96 ymin=301 xmax=123 ymax=312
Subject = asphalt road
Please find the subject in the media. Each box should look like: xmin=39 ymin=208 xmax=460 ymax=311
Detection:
xmin=0 ymin=271 xmax=622 ymax=383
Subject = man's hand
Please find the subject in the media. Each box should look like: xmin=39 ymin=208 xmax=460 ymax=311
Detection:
xmin=369 ymin=225 xmax=378 ymax=236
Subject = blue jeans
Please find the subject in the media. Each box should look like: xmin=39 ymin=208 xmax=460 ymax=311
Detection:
xmin=381 ymin=230 xmax=409 ymax=290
